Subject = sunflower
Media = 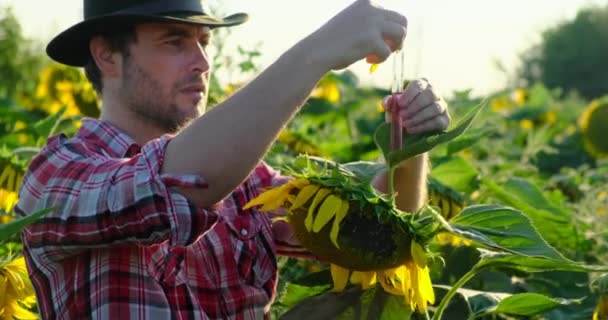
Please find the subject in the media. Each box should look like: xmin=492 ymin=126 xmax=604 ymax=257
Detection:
xmin=511 ymin=88 xmax=529 ymax=106
xmin=428 ymin=179 xmax=472 ymax=247
xmin=579 ymin=97 xmax=608 ymax=159
xmin=593 ymin=274 xmax=608 ymax=320
xmin=244 ymin=158 xmax=439 ymax=313
xmin=595 ymin=296 xmax=608 ymax=320
xmin=0 ymin=189 xmax=19 ymax=224
xmin=34 ymin=64 xmax=100 ymax=117
xmin=0 ymin=256 xmax=38 ymax=320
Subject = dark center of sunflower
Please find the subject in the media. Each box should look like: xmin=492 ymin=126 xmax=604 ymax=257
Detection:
xmin=339 ymin=210 xmax=398 ymax=257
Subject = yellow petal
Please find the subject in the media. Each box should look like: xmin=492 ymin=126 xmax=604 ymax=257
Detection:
xmin=312 ymin=194 xmax=342 ymax=233
xmin=4 ymin=257 xmax=33 ymax=300
xmin=5 ymin=299 xmax=39 ymax=320
xmin=330 ymin=264 xmax=350 ymax=292
xmin=259 ymin=191 xmax=290 ymax=211
xmin=440 ymin=197 xmax=452 ymax=218
xmin=409 ymin=263 xmax=421 ymax=310
xmin=305 ymin=188 xmax=330 ymax=232
xmin=329 ymin=200 xmax=349 ymax=249
xmin=378 ymin=270 xmax=404 ymax=296
xmin=271 ymin=216 xmax=290 ymax=223
xmin=243 ymin=187 xmax=285 ymax=209
xmin=287 ymin=178 xmax=310 ymax=190
xmin=419 ymin=265 xmax=435 ymax=305
xmin=411 ymin=241 xmax=428 ymax=268
xmin=369 ymin=63 xmax=379 ymax=74
xmin=0 ymin=274 xmax=8 ymax=309
xmin=290 ymin=184 xmax=320 ymax=210
xmin=350 ymin=271 xmax=377 ymax=290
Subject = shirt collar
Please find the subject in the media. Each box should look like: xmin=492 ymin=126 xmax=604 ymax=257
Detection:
xmin=76 ymin=118 xmax=141 ymax=157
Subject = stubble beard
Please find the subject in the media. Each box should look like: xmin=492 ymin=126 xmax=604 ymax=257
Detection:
xmin=120 ymin=57 xmax=203 ymax=134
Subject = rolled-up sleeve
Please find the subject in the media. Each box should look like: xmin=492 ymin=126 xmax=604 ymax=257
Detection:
xmin=17 ymin=134 xmax=218 ymax=262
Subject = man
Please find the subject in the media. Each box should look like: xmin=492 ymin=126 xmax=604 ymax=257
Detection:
xmin=16 ymin=0 xmax=450 ymax=319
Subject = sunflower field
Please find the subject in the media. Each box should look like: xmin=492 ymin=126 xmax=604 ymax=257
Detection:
xmin=2 ymin=6 xmax=608 ymax=320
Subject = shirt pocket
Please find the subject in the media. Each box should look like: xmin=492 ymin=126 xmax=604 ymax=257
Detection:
xmin=224 ymin=215 xmax=262 ymax=284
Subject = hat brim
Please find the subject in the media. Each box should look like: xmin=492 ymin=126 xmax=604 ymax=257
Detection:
xmin=47 ymin=12 xmax=248 ymax=67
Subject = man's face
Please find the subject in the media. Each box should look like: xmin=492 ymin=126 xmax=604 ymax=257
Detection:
xmin=118 ymin=23 xmax=212 ymax=133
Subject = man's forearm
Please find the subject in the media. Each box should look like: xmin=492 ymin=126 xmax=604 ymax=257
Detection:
xmin=393 ymin=154 xmax=428 ymax=212
xmin=162 ymin=39 xmax=327 ymax=208
xmin=371 ymin=154 xmax=429 ymax=213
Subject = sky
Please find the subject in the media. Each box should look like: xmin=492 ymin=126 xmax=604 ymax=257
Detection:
xmin=1 ymin=0 xmax=606 ymax=97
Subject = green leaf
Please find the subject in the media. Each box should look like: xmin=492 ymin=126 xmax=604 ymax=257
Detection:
xmin=430 ymin=156 xmax=479 ymax=193
xmin=279 ymin=282 xmax=331 ymax=308
xmin=489 ymin=293 xmax=582 ymax=316
xmin=434 ymin=285 xmax=582 ymax=318
xmin=477 ymin=250 xmax=608 ymax=273
xmin=527 ymin=83 xmax=551 ymax=108
xmin=279 ymin=287 xmax=362 ymax=320
xmin=503 ymin=178 xmax=570 ymax=218
xmin=380 ymin=294 xmax=414 ymax=320
xmin=449 ymin=204 xmax=568 ymax=260
xmin=33 ymin=106 xmax=66 ymax=144
xmin=374 ymin=101 xmax=486 ymax=168
xmin=445 ymin=128 xmax=493 ymax=155
xmin=481 ymin=177 xmax=578 ymax=252
xmin=0 ymin=207 xmax=54 ymax=242
xmin=342 ymin=161 xmax=386 ymax=183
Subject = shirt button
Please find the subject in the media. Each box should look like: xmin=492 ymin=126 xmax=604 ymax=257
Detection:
xmin=240 ymin=229 xmax=248 ymax=236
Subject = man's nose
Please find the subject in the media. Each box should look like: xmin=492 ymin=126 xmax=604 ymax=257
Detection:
xmin=191 ymin=42 xmax=211 ymax=74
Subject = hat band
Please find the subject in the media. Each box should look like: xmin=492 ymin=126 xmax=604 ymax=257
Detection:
xmin=98 ymin=0 xmax=206 ymax=17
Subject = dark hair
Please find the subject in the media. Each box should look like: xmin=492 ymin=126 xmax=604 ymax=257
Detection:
xmin=84 ymin=24 xmax=138 ymax=94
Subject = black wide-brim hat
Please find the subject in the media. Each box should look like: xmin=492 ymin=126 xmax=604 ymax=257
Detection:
xmin=47 ymin=0 xmax=248 ymax=66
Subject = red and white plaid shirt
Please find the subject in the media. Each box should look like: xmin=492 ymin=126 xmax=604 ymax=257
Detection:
xmin=16 ymin=118 xmax=308 ymax=320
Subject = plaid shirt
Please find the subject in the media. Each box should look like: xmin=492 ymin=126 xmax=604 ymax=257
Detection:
xmin=16 ymin=118 xmax=309 ymax=320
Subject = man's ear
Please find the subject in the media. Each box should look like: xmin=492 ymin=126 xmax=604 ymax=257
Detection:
xmin=89 ymin=36 xmax=121 ymax=78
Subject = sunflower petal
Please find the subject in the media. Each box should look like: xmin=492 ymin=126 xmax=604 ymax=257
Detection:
xmin=271 ymin=216 xmax=290 ymax=223
xmin=370 ymin=63 xmax=379 ymax=74
xmin=419 ymin=265 xmax=435 ymax=305
xmin=305 ymin=188 xmax=330 ymax=232
xmin=290 ymin=184 xmax=320 ymax=210
xmin=312 ymin=194 xmax=341 ymax=233
xmin=378 ymin=271 xmax=404 ymax=296
xmin=350 ymin=271 xmax=377 ymax=290
xmin=288 ymin=178 xmax=310 ymax=189
xmin=411 ymin=241 xmax=428 ymax=268
xmin=6 ymin=299 xmax=39 ymax=320
xmin=329 ymin=200 xmax=349 ymax=249
xmin=0 ymin=275 xmax=8 ymax=309
xmin=243 ymin=187 xmax=285 ymax=209
xmin=330 ymin=264 xmax=350 ymax=292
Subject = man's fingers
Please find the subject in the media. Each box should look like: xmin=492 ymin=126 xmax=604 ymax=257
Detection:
xmin=400 ymin=79 xmax=428 ymax=108
xmin=406 ymin=111 xmax=450 ymax=134
xmin=371 ymin=35 xmax=392 ymax=63
xmin=380 ymin=8 xmax=408 ymax=28
xmin=380 ymin=21 xmax=407 ymax=50
xmin=404 ymin=101 xmax=447 ymax=127
xmin=404 ymin=82 xmax=441 ymax=118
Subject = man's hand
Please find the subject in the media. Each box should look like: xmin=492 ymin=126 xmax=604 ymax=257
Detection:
xmin=382 ymin=78 xmax=450 ymax=134
xmin=302 ymin=0 xmax=408 ymax=71
xmin=373 ymin=78 xmax=449 ymax=211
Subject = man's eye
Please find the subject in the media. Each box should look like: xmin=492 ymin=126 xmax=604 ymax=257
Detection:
xmin=166 ymin=39 xmax=182 ymax=46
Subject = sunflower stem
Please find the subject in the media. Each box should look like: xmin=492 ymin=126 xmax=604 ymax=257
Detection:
xmin=431 ymin=265 xmax=480 ymax=320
